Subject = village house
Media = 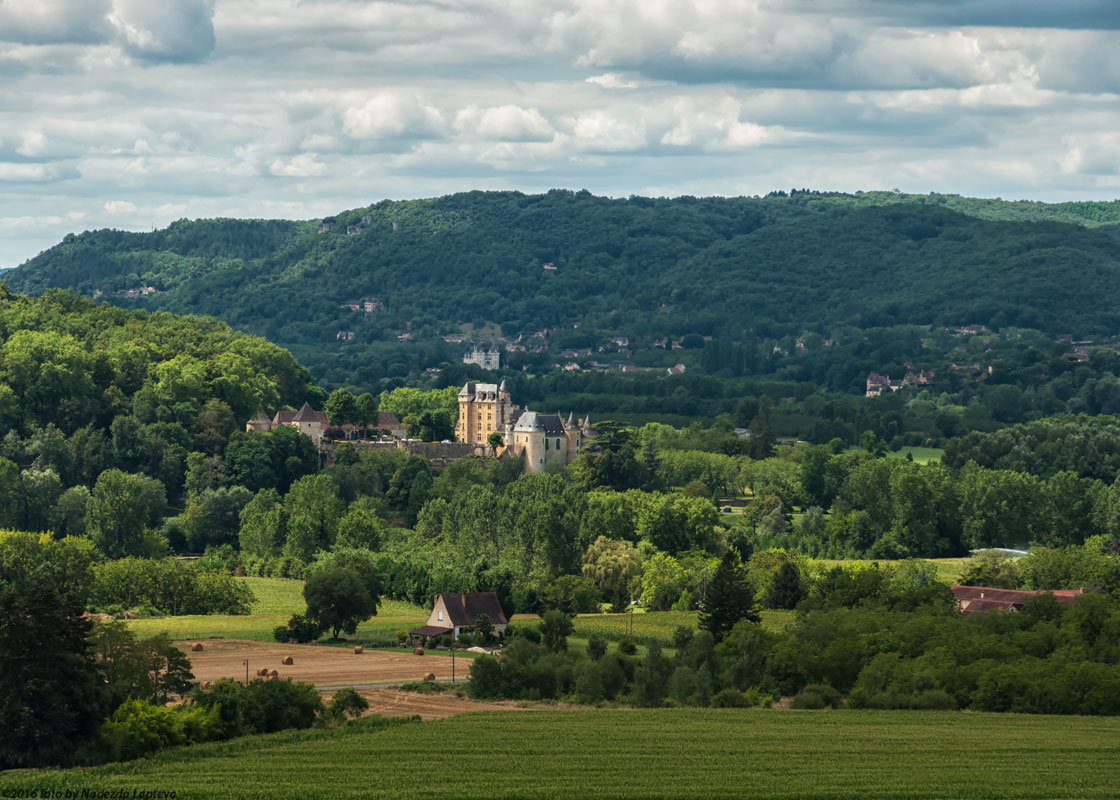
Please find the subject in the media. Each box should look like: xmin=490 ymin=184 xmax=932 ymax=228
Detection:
xmin=952 ymin=585 xmax=1084 ymax=614
xmin=246 ymin=403 xmax=405 ymax=444
xmin=409 ymin=592 xmax=509 ymax=643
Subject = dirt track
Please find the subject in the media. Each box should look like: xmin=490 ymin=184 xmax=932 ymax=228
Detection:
xmin=334 ymin=688 xmax=523 ymax=720
xmin=178 ymin=639 xmax=470 ymax=687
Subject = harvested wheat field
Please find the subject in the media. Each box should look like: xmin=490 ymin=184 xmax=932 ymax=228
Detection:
xmin=178 ymin=639 xmax=467 ymax=687
xmin=330 ymin=688 xmax=523 ymax=720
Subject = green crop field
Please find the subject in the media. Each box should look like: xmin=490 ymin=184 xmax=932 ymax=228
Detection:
xmin=5 ymin=709 xmax=1118 ymax=799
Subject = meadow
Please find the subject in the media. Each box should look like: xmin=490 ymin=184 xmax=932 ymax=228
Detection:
xmin=4 ymin=709 xmax=1118 ymax=799
xmin=124 ymin=559 xmax=968 ymax=645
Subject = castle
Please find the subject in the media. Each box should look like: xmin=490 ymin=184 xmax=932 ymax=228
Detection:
xmin=455 ymin=380 xmax=592 ymax=472
xmin=463 ymin=345 xmax=500 ymax=370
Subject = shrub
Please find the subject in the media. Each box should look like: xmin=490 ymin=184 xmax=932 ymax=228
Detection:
xmin=618 ymin=639 xmax=637 ymax=655
xmin=711 ymin=688 xmax=749 ymax=708
xmin=790 ymin=683 xmax=843 ymax=709
xmin=273 ymin=613 xmax=322 ymax=643
xmin=328 ymin=688 xmax=369 ymax=720
xmin=243 ymin=679 xmax=323 ymax=733
xmin=87 ymin=700 xmax=222 ymax=764
xmin=587 ymin=633 xmax=608 ymax=662
xmin=671 ymin=625 xmax=694 ymax=650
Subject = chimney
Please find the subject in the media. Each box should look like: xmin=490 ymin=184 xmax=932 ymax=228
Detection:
xmin=980 ymin=591 xmax=985 ymax=599
xmin=461 ymin=594 xmax=467 ymax=608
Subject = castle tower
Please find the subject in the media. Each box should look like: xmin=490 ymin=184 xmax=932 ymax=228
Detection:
xmin=456 ymin=380 xmax=515 ymax=445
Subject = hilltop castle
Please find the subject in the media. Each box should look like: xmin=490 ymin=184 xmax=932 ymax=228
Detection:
xmin=455 ymin=380 xmax=592 ymax=472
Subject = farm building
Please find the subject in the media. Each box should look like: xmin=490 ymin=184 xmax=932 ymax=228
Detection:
xmin=409 ymin=592 xmax=509 ymax=643
xmin=952 ymin=585 xmax=1085 ymax=614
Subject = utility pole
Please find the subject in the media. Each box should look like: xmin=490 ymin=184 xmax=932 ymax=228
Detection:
xmin=244 ymin=659 xmax=249 ymax=685
xmin=451 ymin=647 xmax=455 ymax=683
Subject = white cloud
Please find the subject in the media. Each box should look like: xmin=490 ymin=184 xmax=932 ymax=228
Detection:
xmin=0 ymin=0 xmax=113 ymax=45
xmin=269 ymin=153 xmax=328 ymax=177
xmin=108 ymin=0 xmax=215 ymax=63
xmin=103 ymin=199 xmax=137 ymax=214
xmin=342 ymin=93 xmax=446 ymax=141
xmin=456 ymin=105 xmax=554 ymax=141
xmin=16 ymin=131 xmax=46 ymax=157
xmin=586 ymin=73 xmax=640 ymax=89
xmin=0 ymin=0 xmax=1118 ymax=264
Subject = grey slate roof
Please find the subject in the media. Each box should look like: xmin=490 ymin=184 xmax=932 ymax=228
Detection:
xmin=436 ymin=592 xmax=509 ymax=627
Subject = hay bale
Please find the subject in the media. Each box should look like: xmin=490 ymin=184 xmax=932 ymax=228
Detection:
xmin=413 ymin=647 xmax=424 ymax=656
xmin=281 ymin=656 xmax=294 ymax=665
xmin=191 ymin=643 xmax=203 ymax=652
xmin=309 ymin=641 xmax=320 ymax=646
xmin=424 ymin=672 xmax=436 ymax=681
xmin=269 ymin=669 xmax=279 ymax=678
xmin=201 ymin=681 xmax=211 ymax=690
xmin=354 ymin=646 xmax=363 ymax=654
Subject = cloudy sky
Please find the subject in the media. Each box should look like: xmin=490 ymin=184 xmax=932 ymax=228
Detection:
xmin=1 ymin=0 xmax=1118 ymax=265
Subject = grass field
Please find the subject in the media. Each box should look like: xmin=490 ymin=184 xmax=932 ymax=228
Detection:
xmin=5 ymin=709 xmax=1118 ymax=799
xmin=888 ymin=446 xmax=945 ymax=464
xmin=125 ymin=579 xmax=429 ymax=643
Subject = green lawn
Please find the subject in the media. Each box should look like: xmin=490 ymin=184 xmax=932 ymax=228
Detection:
xmin=6 ymin=709 xmax=1118 ymax=799
xmin=888 ymin=446 xmax=945 ymax=464
xmin=125 ymin=578 xmax=429 ymax=643
xmin=811 ymin=557 xmax=970 ymax=585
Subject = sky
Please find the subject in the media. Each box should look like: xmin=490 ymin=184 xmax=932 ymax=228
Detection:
xmin=0 ymin=0 xmax=1118 ymax=266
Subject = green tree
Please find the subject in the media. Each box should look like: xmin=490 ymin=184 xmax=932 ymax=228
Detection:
xmin=581 ymin=535 xmax=642 ymax=610
xmin=540 ymin=609 xmax=573 ymax=653
xmin=85 ymin=469 xmax=167 ymax=557
xmin=766 ymin=560 xmax=806 ymax=610
xmin=0 ymin=585 xmax=106 ymax=768
xmin=238 ymin=488 xmax=286 ymax=558
xmin=283 ymin=474 xmax=344 ymax=561
xmin=699 ymin=550 xmax=759 ymax=641
xmin=325 ymin=388 xmax=358 ymax=427
xmin=304 ymin=566 xmax=376 ymax=639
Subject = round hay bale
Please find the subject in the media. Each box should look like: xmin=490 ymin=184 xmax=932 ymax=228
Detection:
xmin=281 ymin=656 xmax=294 ymax=665
xmin=201 ymin=681 xmax=211 ymax=690
xmin=413 ymin=647 xmax=424 ymax=656
xmin=354 ymin=646 xmax=363 ymax=654
xmin=269 ymin=669 xmax=279 ymax=678
xmin=424 ymin=672 xmax=436 ymax=681
xmin=191 ymin=643 xmax=203 ymax=652
xmin=256 ymin=667 xmax=269 ymax=677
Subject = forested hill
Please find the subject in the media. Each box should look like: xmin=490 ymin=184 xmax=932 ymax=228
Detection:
xmin=8 ymin=190 xmax=1120 ymax=352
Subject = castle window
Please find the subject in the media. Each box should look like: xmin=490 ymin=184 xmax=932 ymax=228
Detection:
xmin=557 ymin=438 xmax=562 ymax=449
xmin=544 ymin=438 xmax=549 ymax=451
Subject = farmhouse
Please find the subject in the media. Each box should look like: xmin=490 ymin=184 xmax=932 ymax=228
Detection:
xmin=952 ymin=585 xmax=1085 ymax=614
xmin=410 ymin=592 xmax=509 ymax=642
xmin=245 ymin=404 xmax=406 ymax=444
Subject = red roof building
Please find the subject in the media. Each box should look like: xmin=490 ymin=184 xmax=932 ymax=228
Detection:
xmin=952 ymin=585 xmax=1085 ymax=613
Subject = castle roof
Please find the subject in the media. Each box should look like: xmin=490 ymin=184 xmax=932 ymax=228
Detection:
xmin=292 ymin=402 xmax=327 ymax=424
xmin=514 ymin=411 xmax=566 ymax=435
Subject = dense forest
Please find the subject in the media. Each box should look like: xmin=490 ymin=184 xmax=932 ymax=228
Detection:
xmin=8 ymin=192 xmax=1120 ymax=411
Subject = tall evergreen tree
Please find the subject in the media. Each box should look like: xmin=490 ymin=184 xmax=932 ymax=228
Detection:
xmin=698 ymin=550 xmax=759 ymax=641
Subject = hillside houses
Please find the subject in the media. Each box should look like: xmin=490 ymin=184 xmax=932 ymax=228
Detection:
xmin=865 ymin=369 xmax=934 ymax=397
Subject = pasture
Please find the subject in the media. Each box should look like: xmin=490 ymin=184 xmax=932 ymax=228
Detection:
xmin=5 ymin=709 xmax=1118 ymax=799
